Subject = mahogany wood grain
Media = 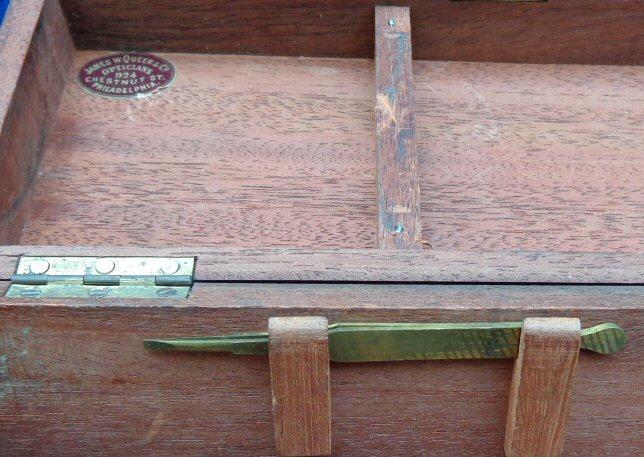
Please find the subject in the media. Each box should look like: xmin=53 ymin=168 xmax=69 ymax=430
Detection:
xmin=0 ymin=284 xmax=641 ymax=456
xmin=0 ymin=196 xmax=31 ymax=247
xmin=0 ymin=0 xmax=73 ymax=243
xmin=269 ymin=317 xmax=331 ymax=456
xmin=57 ymin=0 xmax=644 ymax=65
xmin=375 ymin=7 xmax=422 ymax=249
xmin=19 ymin=51 xmax=377 ymax=248
xmin=16 ymin=53 xmax=643 ymax=252
xmin=505 ymin=318 xmax=581 ymax=457
xmin=0 ymin=246 xmax=642 ymax=284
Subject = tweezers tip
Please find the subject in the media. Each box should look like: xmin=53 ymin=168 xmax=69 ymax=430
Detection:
xmin=143 ymin=340 xmax=175 ymax=350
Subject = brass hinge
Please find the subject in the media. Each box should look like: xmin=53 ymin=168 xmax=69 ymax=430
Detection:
xmin=5 ymin=256 xmax=195 ymax=299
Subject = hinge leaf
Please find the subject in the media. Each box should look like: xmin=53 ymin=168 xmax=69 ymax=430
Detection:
xmin=5 ymin=256 xmax=195 ymax=299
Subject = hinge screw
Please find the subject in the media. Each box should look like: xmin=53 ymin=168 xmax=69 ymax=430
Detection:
xmin=28 ymin=259 xmax=50 ymax=275
xmin=20 ymin=288 xmax=42 ymax=298
xmin=89 ymin=288 xmax=110 ymax=298
xmin=156 ymin=288 xmax=178 ymax=297
xmin=161 ymin=260 xmax=180 ymax=275
xmin=95 ymin=259 xmax=116 ymax=274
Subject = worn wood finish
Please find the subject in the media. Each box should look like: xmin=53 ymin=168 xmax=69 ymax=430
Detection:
xmin=505 ymin=318 xmax=582 ymax=457
xmin=58 ymin=0 xmax=644 ymax=64
xmin=0 ymin=197 xmax=31 ymax=247
xmin=0 ymin=246 xmax=642 ymax=284
xmin=269 ymin=317 xmax=331 ymax=456
xmin=375 ymin=7 xmax=422 ymax=250
xmin=0 ymin=0 xmax=74 ymax=243
xmin=16 ymin=53 xmax=643 ymax=252
xmin=0 ymin=3 xmax=639 ymax=457
xmin=0 ymin=284 xmax=641 ymax=456
xmin=19 ymin=51 xmax=377 ymax=248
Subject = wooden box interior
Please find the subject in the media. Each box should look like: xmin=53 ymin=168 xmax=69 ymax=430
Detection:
xmin=0 ymin=2 xmax=642 ymax=455
xmin=1 ymin=0 xmax=642 ymax=253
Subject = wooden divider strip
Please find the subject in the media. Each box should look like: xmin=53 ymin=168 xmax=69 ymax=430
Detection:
xmin=375 ymin=6 xmax=422 ymax=250
xmin=268 ymin=316 xmax=332 ymax=456
xmin=505 ymin=317 xmax=581 ymax=457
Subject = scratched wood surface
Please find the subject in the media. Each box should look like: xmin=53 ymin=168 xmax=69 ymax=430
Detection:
xmin=505 ymin=318 xmax=581 ymax=457
xmin=375 ymin=7 xmax=422 ymax=249
xmin=0 ymin=0 xmax=73 ymax=243
xmin=1 ymin=246 xmax=642 ymax=284
xmin=15 ymin=52 xmax=644 ymax=252
xmin=0 ymin=284 xmax=641 ymax=456
xmin=57 ymin=0 xmax=644 ymax=65
xmin=269 ymin=317 xmax=331 ymax=456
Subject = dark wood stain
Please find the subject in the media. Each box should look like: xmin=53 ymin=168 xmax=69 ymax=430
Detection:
xmin=375 ymin=7 xmax=422 ymax=249
xmin=58 ymin=0 xmax=644 ymax=64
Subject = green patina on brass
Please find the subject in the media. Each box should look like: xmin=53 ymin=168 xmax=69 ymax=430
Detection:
xmin=144 ymin=322 xmax=627 ymax=361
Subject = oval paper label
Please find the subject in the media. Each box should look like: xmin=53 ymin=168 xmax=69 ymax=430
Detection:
xmin=78 ymin=52 xmax=175 ymax=98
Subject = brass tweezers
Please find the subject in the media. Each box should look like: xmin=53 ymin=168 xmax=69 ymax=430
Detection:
xmin=144 ymin=322 xmax=626 ymax=362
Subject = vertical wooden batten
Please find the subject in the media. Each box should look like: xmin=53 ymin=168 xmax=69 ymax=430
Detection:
xmin=374 ymin=6 xmax=423 ymax=250
xmin=268 ymin=316 xmax=332 ymax=456
xmin=505 ymin=318 xmax=582 ymax=457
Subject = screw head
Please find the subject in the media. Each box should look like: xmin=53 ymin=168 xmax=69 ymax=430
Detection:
xmin=156 ymin=287 xmax=177 ymax=297
xmin=160 ymin=260 xmax=180 ymax=275
xmin=20 ymin=288 xmax=42 ymax=298
xmin=393 ymin=224 xmax=405 ymax=235
xmin=89 ymin=288 xmax=110 ymax=298
xmin=388 ymin=18 xmax=396 ymax=27
xmin=28 ymin=259 xmax=50 ymax=275
xmin=95 ymin=259 xmax=115 ymax=274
